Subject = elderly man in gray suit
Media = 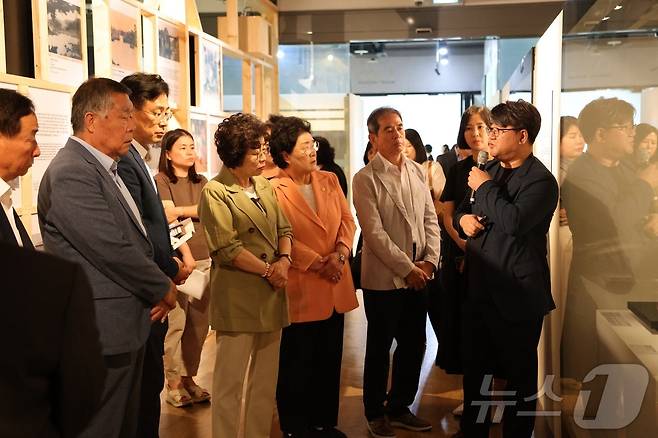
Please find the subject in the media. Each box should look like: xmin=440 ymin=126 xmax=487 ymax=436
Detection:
xmin=38 ymin=77 xmax=178 ymax=438
xmin=353 ymin=107 xmax=440 ymax=438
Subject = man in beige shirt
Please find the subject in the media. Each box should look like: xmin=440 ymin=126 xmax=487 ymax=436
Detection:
xmin=353 ymin=107 xmax=440 ymax=438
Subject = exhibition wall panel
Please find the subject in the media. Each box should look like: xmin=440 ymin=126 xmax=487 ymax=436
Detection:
xmin=2 ymin=0 xmax=280 ymax=243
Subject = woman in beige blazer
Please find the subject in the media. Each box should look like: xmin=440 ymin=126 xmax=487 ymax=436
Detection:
xmin=269 ymin=115 xmax=357 ymax=438
xmin=199 ymin=113 xmax=293 ymax=438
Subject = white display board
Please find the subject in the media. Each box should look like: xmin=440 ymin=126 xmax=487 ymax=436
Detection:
xmin=109 ymin=0 xmax=140 ymax=81
xmin=199 ymin=38 xmax=221 ymax=114
xmin=28 ymin=86 xmax=72 ymax=204
xmin=189 ymin=114 xmax=208 ymax=174
xmin=45 ymin=0 xmax=85 ymax=87
xmin=157 ymin=18 xmax=184 ymax=108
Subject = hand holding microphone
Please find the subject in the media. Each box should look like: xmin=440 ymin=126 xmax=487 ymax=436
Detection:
xmin=469 ymin=150 xmax=491 ymax=203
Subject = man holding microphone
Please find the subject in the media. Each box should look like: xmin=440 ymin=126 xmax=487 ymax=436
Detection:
xmin=455 ymin=100 xmax=558 ymax=438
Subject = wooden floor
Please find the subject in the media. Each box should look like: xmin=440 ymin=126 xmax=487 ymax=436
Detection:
xmin=159 ymin=291 xmax=494 ymax=438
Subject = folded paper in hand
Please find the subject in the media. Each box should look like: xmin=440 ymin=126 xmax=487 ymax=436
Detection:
xmin=170 ymin=218 xmax=194 ymax=250
xmin=177 ymin=268 xmax=210 ymax=299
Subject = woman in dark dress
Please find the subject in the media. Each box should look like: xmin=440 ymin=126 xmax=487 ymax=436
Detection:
xmin=437 ymin=106 xmax=492 ymax=376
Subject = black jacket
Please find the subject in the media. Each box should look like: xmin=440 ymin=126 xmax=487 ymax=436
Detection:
xmin=437 ymin=147 xmax=458 ymax=177
xmin=455 ymin=154 xmax=558 ymax=321
xmin=0 ymin=206 xmax=34 ymax=249
xmin=0 ymin=243 xmax=106 ymax=438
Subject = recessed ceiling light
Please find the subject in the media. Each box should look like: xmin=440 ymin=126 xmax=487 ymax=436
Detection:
xmin=354 ymin=49 xmax=368 ymax=55
xmin=406 ymin=17 xmax=415 ymax=25
xmin=306 ymin=31 xmax=313 ymax=35
xmin=327 ymin=54 xmax=334 ymax=61
xmin=432 ymin=0 xmax=460 ymax=4
xmin=614 ymin=5 xmax=622 ymax=10
xmin=602 ymin=16 xmax=610 ymax=21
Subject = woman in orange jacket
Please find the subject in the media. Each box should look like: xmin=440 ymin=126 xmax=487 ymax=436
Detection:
xmin=269 ymin=115 xmax=358 ymax=438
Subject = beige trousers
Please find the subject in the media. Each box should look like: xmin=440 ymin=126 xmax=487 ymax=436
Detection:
xmin=163 ymin=258 xmax=211 ymax=381
xmin=212 ymin=330 xmax=282 ymax=438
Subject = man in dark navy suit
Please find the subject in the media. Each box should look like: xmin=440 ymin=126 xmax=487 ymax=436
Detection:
xmin=0 ymin=89 xmax=40 ymax=249
xmin=455 ymin=100 xmax=558 ymax=438
xmin=119 ymin=73 xmax=193 ymax=438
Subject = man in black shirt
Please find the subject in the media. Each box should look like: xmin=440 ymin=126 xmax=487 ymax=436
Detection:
xmin=455 ymin=100 xmax=558 ymax=438
xmin=561 ymin=97 xmax=658 ymax=382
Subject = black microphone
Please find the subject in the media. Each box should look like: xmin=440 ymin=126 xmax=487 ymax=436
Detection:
xmin=469 ymin=150 xmax=489 ymax=203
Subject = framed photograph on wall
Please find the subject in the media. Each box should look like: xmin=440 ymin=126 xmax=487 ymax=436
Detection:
xmin=157 ymin=18 xmax=185 ymax=108
xmin=189 ymin=114 xmax=208 ymax=175
xmin=207 ymin=116 xmax=223 ymax=176
xmin=109 ymin=0 xmax=140 ymax=81
xmin=199 ymin=38 xmax=221 ymax=114
xmin=38 ymin=0 xmax=86 ymax=87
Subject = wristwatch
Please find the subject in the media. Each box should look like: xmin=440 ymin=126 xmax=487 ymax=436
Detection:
xmin=337 ymin=253 xmax=346 ymax=264
xmin=278 ymin=253 xmax=293 ymax=264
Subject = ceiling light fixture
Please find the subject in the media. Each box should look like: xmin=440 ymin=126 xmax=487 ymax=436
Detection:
xmin=327 ymin=54 xmax=334 ymax=61
xmin=614 ymin=5 xmax=622 ymax=10
xmin=440 ymin=58 xmax=449 ymax=66
xmin=406 ymin=17 xmax=415 ymax=25
xmin=602 ymin=16 xmax=610 ymax=21
xmin=432 ymin=0 xmax=460 ymax=4
xmin=438 ymin=46 xmax=448 ymax=56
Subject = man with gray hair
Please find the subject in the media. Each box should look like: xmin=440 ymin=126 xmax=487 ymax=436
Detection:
xmin=38 ymin=77 xmax=177 ymax=438
xmin=353 ymin=107 xmax=440 ymax=438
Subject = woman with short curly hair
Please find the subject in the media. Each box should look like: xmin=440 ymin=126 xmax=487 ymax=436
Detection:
xmin=198 ymin=113 xmax=294 ymax=438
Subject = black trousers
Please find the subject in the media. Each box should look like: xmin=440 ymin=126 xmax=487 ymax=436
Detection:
xmin=362 ymin=288 xmax=428 ymax=421
xmin=276 ymin=311 xmax=345 ymax=433
xmin=137 ymin=320 xmax=168 ymax=438
xmin=460 ymin=298 xmax=543 ymax=438
xmin=436 ymin=231 xmax=466 ymax=374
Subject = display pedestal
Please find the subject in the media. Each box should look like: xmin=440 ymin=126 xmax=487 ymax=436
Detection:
xmin=593 ymin=309 xmax=658 ymax=436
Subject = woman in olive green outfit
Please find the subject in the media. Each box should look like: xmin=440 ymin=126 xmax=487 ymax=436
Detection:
xmin=199 ymin=113 xmax=293 ymax=438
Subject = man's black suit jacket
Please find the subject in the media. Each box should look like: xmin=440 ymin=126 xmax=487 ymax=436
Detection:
xmin=455 ymin=154 xmax=559 ymax=322
xmin=118 ymin=144 xmax=178 ymax=279
xmin=0 ymin=243 xmax=106 ymax=438
xmin=436 ymin=147 xmax=458 ymax=177
xmin=0 ymin=207 xmax=34 ymax=249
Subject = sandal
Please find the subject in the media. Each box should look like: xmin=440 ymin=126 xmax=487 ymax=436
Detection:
xmin=165 ymin=386 xmax=193 ymax=408
xmin=185 ymin=383 xmax=211 ymax=403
